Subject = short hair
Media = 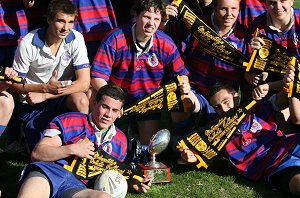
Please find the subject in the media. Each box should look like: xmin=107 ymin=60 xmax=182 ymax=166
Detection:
xmin=132 ymin=0 xmax=167 ymax=19
xmin=211 ymin=0 xmax=241 ymax=9
xmin=96 ymin=83 xmax=126 ymax=106
xmin=208 ymin=82 xmax=237 ymax=100
xmin=46 ymin=0 xmax=78 ymax=21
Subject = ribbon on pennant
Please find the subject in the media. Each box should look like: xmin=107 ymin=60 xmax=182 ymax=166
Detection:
xmin=172 ymin=0 xmax=249 ymax=69
xmin=64 ymin=146 xmax=144 ymax=182
xmin=177 ymin=100 xmax=257 ymax=169
xmin=123 ymin=75 xmax=187 ymax=116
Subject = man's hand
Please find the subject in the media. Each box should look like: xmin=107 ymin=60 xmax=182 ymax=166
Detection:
xmin=130 ymin=176 xmax=152 ymax=193
xmin=245 ymin=72 xmax=268 ymax=87
xmin=179 ymin=75 xmax=190 ymax=95
xmin=179 ymin=146 xmax=197 ymax=163
xmin=283 ymin=65 xmax=295 ymax=88
xmin=26 ymin=92 xmax=47 ymax=105
xmin=252 ymin=84 xmax=269 ymax=100
xmin=46 ymin=70 xmax=68 ymax=94
xmin=69 ymin=138 xmax=95 ymax=159
xmin=250 ymin=28 xmax=265 ymax=50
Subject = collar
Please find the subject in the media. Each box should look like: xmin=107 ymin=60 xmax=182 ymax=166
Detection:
xmin=88 ymin=113 xmax=117 ymax=144
xmin=131 ymin=24 xmax=153 ymax=54
xmin=32 ymin=26 xmax=76 ymax=48
xmin=211 ymin=12 xmax=236 ymax=38
xmin=267 ymin=7 xmax=294 ymax=33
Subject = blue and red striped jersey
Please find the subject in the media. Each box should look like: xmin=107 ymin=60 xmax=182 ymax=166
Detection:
xmin=46 ymin=112 xmax=127 ymax=165
xmin=225 ymin=98 xmax=300 ymax=181
xmin=71 ymin=0 xmax=117 ymax=42
xmin=91 ymin=24 xmax=188 ymax=103
xmin=0 ymin=0 xmax=28 ymax=46
xmin=186 ymin=15 xmax=247 ymax=97
xmin=238 ymin=0 xmax=266 ymax=27
xmin=248 ymin=8 xmax=300 ymax=58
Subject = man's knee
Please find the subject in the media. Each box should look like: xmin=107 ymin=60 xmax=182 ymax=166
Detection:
xmin=289 ymin=174 xmax=300 ymax=196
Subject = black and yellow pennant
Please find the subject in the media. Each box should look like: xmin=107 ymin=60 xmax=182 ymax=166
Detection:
xmin=123 ymin=75 xmax=187 ymax=116
xmin=64 ymin=147 xmax=144 ymax=182
xmin=177 ymin=100 xmax=257 ymax=169
xmin=172 ymin=0 xmax=249 ymax=69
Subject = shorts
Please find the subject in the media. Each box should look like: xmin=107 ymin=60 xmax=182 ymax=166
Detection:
xmin=269 ymin=144 xmax=300 ymax=192
xmin=20 ymin=162 xmax=86 ymax=198
xmin=19 ymin=97 xmax=68 ymax=151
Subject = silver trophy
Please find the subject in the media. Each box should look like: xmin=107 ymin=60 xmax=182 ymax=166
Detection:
xmin=145 ymin=129 xmax=171 ymax=168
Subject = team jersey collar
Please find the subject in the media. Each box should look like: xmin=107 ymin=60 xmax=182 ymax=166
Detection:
xmin=211 ymin=12 xmax=236 ymax=38
xmin=88 ymin=113 xmax=117 ymax=144
xmin=267 ymin=7 xmax=294 ymax=33
xmin=131 ymin=24 xmax=153 ymax=55
xmin=32 ymin=26 xmax=76 ymax=48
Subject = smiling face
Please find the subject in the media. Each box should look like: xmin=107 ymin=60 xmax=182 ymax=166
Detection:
xmin=47 ymin=11 xmax=76 ymax=42
xmin=214 ymin=0 xmax=240 ymax=30
xmin=265 ymin=0 xmax=294 ymax=23
xmin=91 ymin=95 xmax=123 ymax=130
xmin=210 ymin=89 xmax=239 ymax=116
xmin=135 ymin=7 xmax=162 ymax=42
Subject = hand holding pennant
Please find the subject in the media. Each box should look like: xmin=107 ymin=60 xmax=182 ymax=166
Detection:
xmin=177 ymin=100 xmax=257 ymax=169
xmin=282 ymin=57 xmax=300 ymax=98
xmin=123 ymin=75 xmax=188 ymax=116
xmin=172 ymin=0 xmax=249 ymax=69
xmin=243 ymin=30 xmax=297 ymax=75
xmin=0 ymin=66 xmax=24 ymax=84
xmin=64 ymin=146 xmax=144 ymax=183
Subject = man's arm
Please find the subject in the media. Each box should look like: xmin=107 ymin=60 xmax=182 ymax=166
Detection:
xmin=31 ymin=135 xmax=95 ymax=162
xmin=91 ymin=77 xmax=108 ymax=92
xmin=24 ymin=68 xmax=90 ymax=105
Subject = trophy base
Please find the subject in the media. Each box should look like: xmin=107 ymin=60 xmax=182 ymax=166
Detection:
xmin=138 ymin=163 xmax=170 ymax=184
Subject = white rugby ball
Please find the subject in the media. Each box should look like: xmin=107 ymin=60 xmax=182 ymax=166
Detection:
xmin=94 ymin=170 xmax=128 ymax=198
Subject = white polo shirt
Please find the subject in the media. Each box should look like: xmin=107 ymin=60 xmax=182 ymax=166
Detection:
xmin=13 ymin=27 xmax=90 ymax=103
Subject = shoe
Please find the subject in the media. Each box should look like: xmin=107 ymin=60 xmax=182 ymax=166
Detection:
xmin=5 ymin=141 xmax=26 ymax=154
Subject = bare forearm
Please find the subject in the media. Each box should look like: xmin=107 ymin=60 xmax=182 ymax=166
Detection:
xmin=9 ymin=83 xmax=47 ymax=94
xmin=289 ymin=97 xmax=300 ymax=125
xmin=43 ymin=80 xmax=90 ymax=100
xmin=31 ymin=143 xmax=74 ymax=162
xmin=91 ymin=78 xmax=107 ymax=91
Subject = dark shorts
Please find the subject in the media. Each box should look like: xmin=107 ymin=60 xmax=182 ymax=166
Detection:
xmin=19 ymin=97 xmax=68 ymax=151
xmin=271 ymin=166 xmax=300 ymax=193
xmin=20 ymin=162 xmax=86 ymax=198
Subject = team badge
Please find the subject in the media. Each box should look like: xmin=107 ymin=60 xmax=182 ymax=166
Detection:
xmin=148 ymin=53 xmax=159 ymax=67
xmin=61 ymin=51 xmax=72 ymax=67
xmin=292 ymin=33 xmax=299 ymax=46
xmin=103 ymin=143 xmax=113 ymax=154
xmin=250 ymin=119 xmax=262 ymax=133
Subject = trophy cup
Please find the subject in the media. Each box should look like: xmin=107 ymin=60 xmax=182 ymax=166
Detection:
xmin=138 ymin=129 xmax=171 ymax=183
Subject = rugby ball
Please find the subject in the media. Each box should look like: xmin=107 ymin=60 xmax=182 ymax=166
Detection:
xmin=94 ymin=170 xmax=128 ymax=198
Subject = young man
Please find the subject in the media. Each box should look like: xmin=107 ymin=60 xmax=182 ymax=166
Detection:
xmin=0 ymin=67 xmax=19 ymax=137
xmin=17 ymin=84 xmax=151 ymax=197
xmin=11 ymin=0 xmax=90 ymax=151
xmin=247 ymin=0 xmax=299 ymax=86
xmin=184 ymin=0 xmax=247 ymax=98
xmin=180 ymin=65 xmax=300 ymax=196
xmin=91 ymin=0 xmax=189 ymax=145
